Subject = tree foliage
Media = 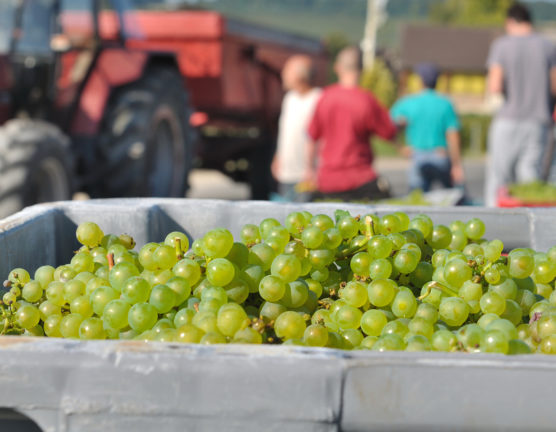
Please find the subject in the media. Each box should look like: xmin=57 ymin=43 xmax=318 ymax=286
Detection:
xmin=360 ymin=58 xmax=398 ymax=108
xmin=429 ymin=0 xmax=513 ymax=27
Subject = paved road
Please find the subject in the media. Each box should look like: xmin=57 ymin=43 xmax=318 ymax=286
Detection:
xmin=187 ymin=156 xmax=487 ymax=205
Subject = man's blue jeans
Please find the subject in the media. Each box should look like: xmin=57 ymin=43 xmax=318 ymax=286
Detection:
xmin=409 ymin=150 xmax=452 ymax=192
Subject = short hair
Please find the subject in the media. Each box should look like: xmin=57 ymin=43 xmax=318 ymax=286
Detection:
xmin=335 ymin=46 xmax=363 ymax=73
xmin=283 ymin=55 xmax=316 ymax=85
xmin=507 ymin=2 xmax=532 ymax=23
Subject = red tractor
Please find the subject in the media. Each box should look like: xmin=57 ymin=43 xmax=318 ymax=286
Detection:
xmin=0 ymin=0 xmax=327 ymax=217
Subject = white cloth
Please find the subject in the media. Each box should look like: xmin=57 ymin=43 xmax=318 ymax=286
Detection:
xmin=275 ymin=88 xmax=321 ymax=183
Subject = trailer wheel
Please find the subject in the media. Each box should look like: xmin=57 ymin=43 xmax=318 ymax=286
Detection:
xmin=0 ymin=120 xmax=73 ymax=219
xmin=97 ymin=67 xmax=195 ymax=197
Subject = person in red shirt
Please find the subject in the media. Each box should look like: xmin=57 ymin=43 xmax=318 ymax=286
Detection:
xmin=305 ymin=46 xmax=397 ymax=201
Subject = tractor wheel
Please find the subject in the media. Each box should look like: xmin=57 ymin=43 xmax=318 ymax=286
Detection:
xmin=97 ymin=67 xmax=195 ymax=197
xmin=0 ymin=120 xmax=73 ymax=219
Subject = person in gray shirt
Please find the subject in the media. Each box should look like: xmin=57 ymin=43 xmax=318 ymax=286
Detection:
xmin=485 ymin=2 xmax=556 ymax=206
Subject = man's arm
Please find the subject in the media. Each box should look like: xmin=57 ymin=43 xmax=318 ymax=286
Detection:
xmin=446 ymin=129 xmax=464 ymax=185
xmin=487 ymin=64 xmax=504 ymax=95
xmin=550 ymin=66 xmax=556 ymax=96
xmin=303 ymin=138 xmax=318 ymax=185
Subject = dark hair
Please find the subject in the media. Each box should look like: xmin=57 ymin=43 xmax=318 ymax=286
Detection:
xmin=507 ymin=2 xmax=532 ymax=23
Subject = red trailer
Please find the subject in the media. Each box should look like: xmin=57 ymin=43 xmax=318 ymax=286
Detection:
xmin=0 ymin=1 xmax=327 ymax=216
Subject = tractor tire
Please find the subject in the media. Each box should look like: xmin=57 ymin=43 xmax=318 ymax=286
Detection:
xmin=0 ymin=119 xmax=73 ymax=219
xmin=96 ymin=67 xmax=195 ymax=198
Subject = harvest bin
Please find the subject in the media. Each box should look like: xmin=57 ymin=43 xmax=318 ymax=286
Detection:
xmin=1 ymin=199 xmax=556 ymax=432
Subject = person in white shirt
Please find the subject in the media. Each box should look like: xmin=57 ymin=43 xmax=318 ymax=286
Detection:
xmin=271 ymin=55 xmax=321 ymax=201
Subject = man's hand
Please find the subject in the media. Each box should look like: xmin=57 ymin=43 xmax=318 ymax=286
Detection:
xmin=399 ymin=145 xmax=412 ymax=158
xmin=451 ymin=163 xmax=465 ymax=185
xmin=271 ymin=156 xmax=280 ymax=181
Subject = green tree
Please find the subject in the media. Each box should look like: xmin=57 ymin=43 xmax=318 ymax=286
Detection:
xmin=360 ymin=58 xmax=397 ymax=108
xmin=429 ymin=0 xmax=513 ymax=27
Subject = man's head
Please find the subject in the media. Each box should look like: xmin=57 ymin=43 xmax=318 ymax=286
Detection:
xmin=334 ymin=46 xmax=363 ymax=86
xmin=281 ymin=55 xmax=315 ymax=92
xmin=505 ymin=2 xmax=533 ymax=34
xmin=415 ymin=63 xmax=440 ymax=90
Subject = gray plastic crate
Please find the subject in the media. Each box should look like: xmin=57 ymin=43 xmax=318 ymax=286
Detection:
xmin=0 ymin=199 xmax=555 ymax=432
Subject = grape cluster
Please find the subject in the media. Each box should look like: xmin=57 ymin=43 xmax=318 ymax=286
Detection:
xmin=2 ymin=211 xmax=556 ymax=355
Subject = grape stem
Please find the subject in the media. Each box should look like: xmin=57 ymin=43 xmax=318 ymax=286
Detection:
xmin=175 ymin=238 xmax=184 ymax=260
xmin=107 ymin=253 xmax=115 ymax=271
xmin=418 ymin=281 xmax=459 ymax=301
xmin=364 ymin=216 xmax=375 ymax=239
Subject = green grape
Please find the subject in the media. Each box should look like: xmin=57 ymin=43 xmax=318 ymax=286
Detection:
xmin=321 ymin=228 xmax=342 ymax=249
xmin=308 ymin=249 xmax=335 ymax=269
xmin=233 ymin=327 xmax=262 ymax=344
xmin=284 ymin=241 xmax=306 ymax=260
xmin=205 ymin=258 xmax=234 ymax=287
xmin=367 ymin=279 xmax=397 ymax=308
xmin=259 ymin=275 xmax=286 ymax=302
xmin=225 ymin=243 xmax=249 ymax=268
xmin=443 ymin=259 xmax=472 ymax=289
xmin=485 ymin=318 xmax=518 ymax=340
xmin=540 ymin=335 xmax=556 ymax=354
xmin=63 ymin=280 xmax=85 ymax=303
xmin=449 ymin=230 xmax=467 ymax=251
xmin=431 ymin=329 xmax=457 ymax=351
xmin=76 ymin=222 xmax=104 ymax=248
xmin=480 ymin=291 xmax=506 ymax=316
xmin=340 ymin=281 xmax=367 ymax=308
xmin=266 ymin=225 xmax=290 ymax=248
xmin=326 ymin=332 xmax=344 ymax=349
xmin=378 ymin=214 xmax=401 ymax=235
xmin=46 ymin=281 xmax=66 ymax=307
xmin=408 ymin=317 xmax=434 ymax=339
xmin=409 ymin=215 xmax=432 ymax=238
xmin=271 ymin=254 xmax=301 ymax=283
xmin=484 ymin=266 xmax=501 ymax=285
xmin=128 ymin=302 xmax=158 ymax=332
xmin=241 ymin=223 xmax=261 ymax=245
xmin=456 ymin=324 xmax=484 ymax=351
xmin=275 ymin=311 xmax=306 ymax=340
xmin=34 ymin=265 xmax=55 ymax=289
xmin=368 ymin=235 xmax=393 ymax=259
xmin=16 ymin=304 xmax=40 ymax=330
xmin=449 ymin=220 xmax=465 ymax=233
xmin=191 ymin=239 xmax=204 ymax=256
xmin=217 ymin=303 xmax=248 ymax=337
xmin=176 ymin=324 xmax=205 ymax=343
xmin=337 ymin=216 xmax=359 ymax=240
xmin=164 ymin=231 xmax=189 ymax=255
xmin=43 ymin=314 xmax=63 ymax=337
xmin=74 ymin=271 xmax=95 ymax=285
xmin=507 ymin=339 xmax=532 ymax=355
xmin=409 ymin=261 xmax=433 ymax=288
xmin=174 ymin=308 xmax=195 ymax=328
xmin=121 ymin=277 xmax=151 ymax=305
xmin=166 ymin=276 xmax=191 ymax=305
xmin=60 ymin=313 xmax=84 ymax=338
xmin=350 ymin=252 xmax=371 ymax=277
xmin=536 ymin=314 xmax=556 ymax=339
xmin=109 ymin=262 xmax=139 ymax=292
xmin=101 ymin=234 xmax=121 ymax=249
xmin=465 ymin=218 xmax=485 ymax=240
xmin=151 ymin=269 xmax=173 ymax=286
xmin=198 ymin=299 xmax=222 ymax=314
xmin=79 ymin=317 xmax=106 ymax=340
xmin=335 ymin=305 xmax=362 ymax=330
xmin=303 ymin=324 xmax=329 ymax=347
xmin=281 ymin=280 xmax=309 ymax=309
xmin=224 ymin=278 xmax=249 ymax=304
xmin=90 ymin=285 xmax=119 ymax=316
xmin=21 ymin=281 xmax=43 ymax=303
xmin=462 ymin=243 xmax=483 ymax=258
xmin=500 ymin=299 xmax=522 ymax=326
xmin=199 ymin=332 xmax=227 ymax=344
xmin=193 ymin=311 xmax=218 ymax=333
xmin=301 ymin=226 xmax=323 ymax=249
xmin=70 ymin=252 xmax=94 ymax=273
xmin=149 ymin=284 xmax=177 ymax=314
xmin=152 ymin=245 xmax=177 ymax=270
xmin=535 ymin=283 xmax=553 ymax=299
xmin=203 ymin=228 xmax=234 ymax=258
xmin=369 ymin=258 xmax=392 ymax=280
xmin=70 ymin=295 xmax=94 ymax=318
xmin=260 ymin=301 xmax=287 ymax=322
xmin=259 ymin=218 xmax=281 ymax=239
xmin=439 ymin=297 xmax=469 ymax=327
xmin=415 ymin=303 xmax=439 ymax=323
xmin=138 ymin=242 xmax=159 ymax=271
xmin=311 ymin=214 xmax=334 ymax=232
xmin=391 ymin=289 xmax=417 ymax=318
xmin=406 ymin=334 xmax=432 ymax=351
xmin=508 ymin=252 xmax=534 ymax=279
xmin=95 ymin=266 xmax=109 ymax=281
xmin=392 ymin=212 xmax=410 ymax=231
xmin=381 ymin=319 xmax=409 ymax=338
xmin=477 ymin=312 xmax=500 ymax=330
xmin=102 ymin=299 xmax=131 ymax=330
xmin=489 ymin=278 xmax=518 ymax=301
xmin=393 ymin=249 xmax=419 ymax=274
xmin=431 ymin=249 xmax=448 ymax=268
xmin=154 ymin=328 xmax=177 ymax=343
xmin=481 ymin=329 xmax=509 ymax=354
xmin=388 ymin=232 xmax=406 ymax=250
xmin=372 ymin=334 xmax=405 ymax=351
xmin=248 ymin=243 xmax=275 ymax=271
xmin=342 ymin=328 xmax=364 ymax=348
xmin=38 ymin=300 xmax=61 ymax=321
xmin=306 ymin=278 xmax=323 ymax=299
xmin=427 ymin=225 xmax=452 ymax=249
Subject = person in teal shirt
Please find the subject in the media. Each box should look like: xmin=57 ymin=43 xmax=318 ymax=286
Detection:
xmin=390 ymin=63 xmax=464 ymax=192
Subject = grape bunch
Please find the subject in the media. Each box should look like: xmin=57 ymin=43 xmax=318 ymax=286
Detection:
xmin=508 ymin=181 xmax=556 ymax=204
xmin=2 ymin=210 xmax=556 ymax=355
